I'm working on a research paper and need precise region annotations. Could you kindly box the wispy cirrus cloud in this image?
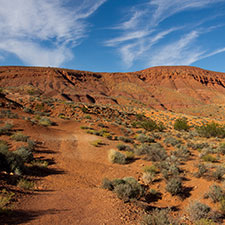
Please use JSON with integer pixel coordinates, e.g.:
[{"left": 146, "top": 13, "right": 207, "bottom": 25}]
[
  {"left": 105, "top": 0, "right": 225, "bottom": 69},
  {"left": 0, "top": 0, "right": 106, "bottom": 67}
]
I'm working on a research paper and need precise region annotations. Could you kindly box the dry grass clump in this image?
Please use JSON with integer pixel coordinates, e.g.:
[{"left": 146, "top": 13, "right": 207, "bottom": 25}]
[{"left": 108, "top": 149, "right": 126, "bottom": 164}]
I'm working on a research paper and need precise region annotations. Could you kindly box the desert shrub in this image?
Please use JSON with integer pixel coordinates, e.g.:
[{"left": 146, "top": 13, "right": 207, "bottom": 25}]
[
  {"left": 212, "top": 166, "right": 225, "bottom": 180},
  {"left": 0, "top": 110, "right": 19, "bottom": 119},
  {"left": 195, "top": 218, "right": 216, "bottom": 225},
  {"left": 165, "top": 177, "right": 182, "bottom": 195},
  {"left": 108, "top": 149, "right": 126, "bottom": 164},
  {"left": 39, "top": 117, "right": 53, "bottom": 126},
  {"left": 134, "top": 143, "right": 150, "bottom": 156},
  {"left": 0, "top": 123, "right": 13, "bottom": 135},
  {"left": 142, "top": 172, "right": 155, "bottom": 185},
  {"left": 187, "top": 201, "right": 211, "bottom": 222},
  {"left": 172, "top": 145, "right": 191, "bottom": 161},
  {"left": 141, "top": 209, "right": 177, "bottom": 225},
  {"left": 11, "top": 132, "right": 29, "bottom": 142},
  {"left": 17, "top": 178, "right": 34, "bottom": 190},
  {"left": 217, "top": 143, "right": 225, "bottom": 155},
  {"left": 23, "top": 107, "right": 34, "bottom": 114},
  {"left": 204, "top": 185, "right": 224, "bottom": 203},
  {"left": 145, "top": 143, "right": 168, "bottom": 162},
  {"left": 113, "top": 177, "right": 144, "bottom": 202},
  {"left": 118, "top": 136, "right": 134, "bottom": 143},
  {"left": 0, "top": 189, "right": 15, "bottom": 210},
  {"left": 174, "top": 118, "right": 190, "bottom": 131},
  {"left": 125, "top": 151, "right": 135, "bottom": 160},
  {"left": 27, "top": 139, "right": 36, "bottom": 151},
  {"left": 14, "top": 146, "right": 33, "bottom": 163},
  {"left": 102, "top": 177, "right": 144, "bottom": 202},
  {"left": 102, "top": 178, "right": 113, "bottom": 190},
  {"left": 163, "top": 136, "right": 182, "bottom": 147},
  {"left": 196, "top": 122, "right": 225, "bottom": 138},
  {"left": 116, "top": 143, "right": 133, "bottom": 152},
  {"left": 30, "top": 159, "right": 48, "bottom": 168},
  {"left": 194, "top": 164, "right": 208, "bottom": 178},
  {"left": 80, "top": 126, "right": 93, "bottom": 130},
  {"left": 140, "top": 119, "right": 165, "bottom": 132},
  {"left": 142, "top": 165, "right": 157, "bottom": 174},
  {"left": 219, "top": 198, "right": 225, "bottom": 214},
  {"left": 136, "top": 134, "right": 155, "bottom": 143},
  {"left": 187, "top": 142, "right": 209, "bottom": 150},
  {"left": 201, "top": 154, "right": 217, "bottom": 163}
]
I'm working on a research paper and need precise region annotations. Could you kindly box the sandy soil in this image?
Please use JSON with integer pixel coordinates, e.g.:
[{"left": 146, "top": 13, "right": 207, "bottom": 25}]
[{"left": 6, "top": 120, "right": 141, "bottom": 225}]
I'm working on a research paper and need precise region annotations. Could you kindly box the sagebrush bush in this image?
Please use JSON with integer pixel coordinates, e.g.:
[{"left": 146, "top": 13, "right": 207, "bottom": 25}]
[
  {"left": 0, "top": 123, "right": 13, "bottom": 135},
  {"left": 187, "top": 201, "right": 211, "bottom": 222},
  {"left": 118, "top": 136, "right": 134, "bottom": 143},
  {"left": 174, "top": 118, "right": 190, "bottom": 131},
  {"left": 194, "top": 163, "right": 208, "bottom": 178},
  {"left": 204, "top": 185, "right": 224, "bottom": 203},
  {"left": 116, "top": 143, "right": 133, "bottom": 152},
  {"left": 145, "top": 143, "right": 168, "bottom": 162},
  {"left": 108, "top": 149, "right": 126, "bottom": 164},
  {"left": 172, "top": 145, "right": 191, "bottom": 161},
  {"left": 14, "top": 146, "right": 33, "bottom": 163},
  {"left": 102, "top": 177, "right": 144, "bottom": 202},
  {"left": 136, "top": 134, "right": 155, "bottom": 143},
  {"left": 141, "top": 209, "right": 177, "bottom": 225},
  {"left": 163, "top": 136, "right": 182, "bottom": 147},
  {"left": 217, "top": 143, "right": 225, "bottom": 155},
  {"left": 212, "top": 166, "right": 225, "bottom": 180},
  {"left": 11, "top": 132, "right": 29, "bottom": 142},
  {"left": 165, "top": 177, "right": 182, "bottom": 195}
]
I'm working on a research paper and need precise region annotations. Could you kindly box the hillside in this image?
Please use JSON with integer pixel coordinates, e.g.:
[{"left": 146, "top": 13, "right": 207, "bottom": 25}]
[{"left": 1, "top": 66, "right": 225, "bottom": 119}]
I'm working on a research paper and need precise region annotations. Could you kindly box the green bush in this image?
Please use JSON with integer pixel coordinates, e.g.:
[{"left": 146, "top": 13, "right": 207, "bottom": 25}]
[
  {"left": 196, "top": 122, "right": 225, "bottom": 138},
  {"left": 108, "top": 149, "right": 126, "bottom": 164},
  {"left": 201, "top": 154, "right": 216, "bottom": 163},
  {"left": 165, "top": 177, "right": 182, "bottom": 195},
  {"left": 140, "top": 119, "right": 165, "bottom": 132},
  {"left": 174, "top": 118, "right": 190, "bottom": 131}
]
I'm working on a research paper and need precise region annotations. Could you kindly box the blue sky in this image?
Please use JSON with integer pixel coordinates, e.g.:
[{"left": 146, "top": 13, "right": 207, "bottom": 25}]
[{"left": 0, "top": 0, "right": 225, "bottom": 72}]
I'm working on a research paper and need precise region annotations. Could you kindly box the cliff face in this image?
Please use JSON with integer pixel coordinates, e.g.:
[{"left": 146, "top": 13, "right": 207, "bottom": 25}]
[{"left": 1, "top": 65, "right": 225, "bottom": 111}]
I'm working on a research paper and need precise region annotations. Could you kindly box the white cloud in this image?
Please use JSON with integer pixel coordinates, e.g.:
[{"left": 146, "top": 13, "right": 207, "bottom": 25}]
[
  {"left": 0, "top": 0, "right": 106, "bottom": 67},
  {"left": 148, "top": 31, "right": 204, "bottom": 66},
  {"left": 105, "top": 0, "right": 224, "bottom": 69}
]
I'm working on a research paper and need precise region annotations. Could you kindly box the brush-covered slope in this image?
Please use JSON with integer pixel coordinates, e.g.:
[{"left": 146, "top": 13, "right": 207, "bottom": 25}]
[{"left": 1, "top": 65, "right": 225, "bottom": 112}]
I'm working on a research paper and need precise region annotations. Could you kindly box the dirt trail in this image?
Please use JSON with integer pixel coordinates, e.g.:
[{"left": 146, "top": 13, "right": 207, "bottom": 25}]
[{"left": 11, "top": 121, "right": 139, "bottom": 225}]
